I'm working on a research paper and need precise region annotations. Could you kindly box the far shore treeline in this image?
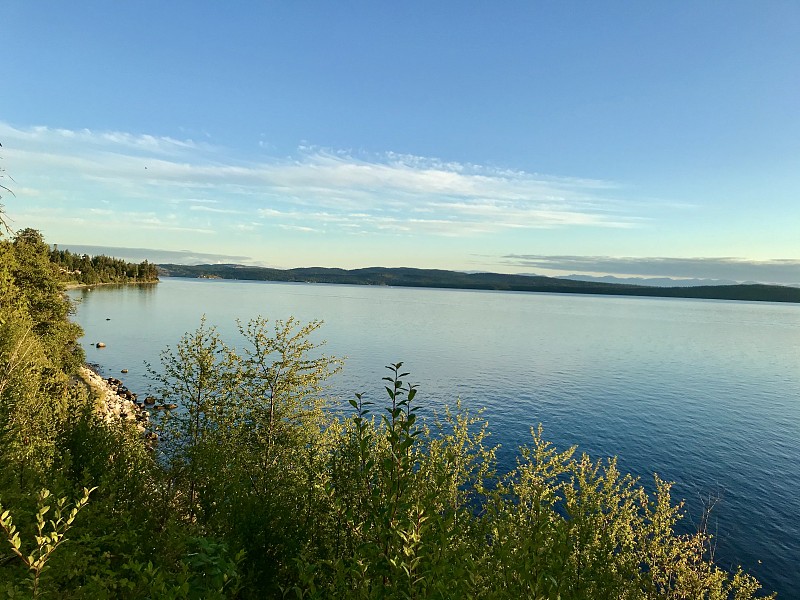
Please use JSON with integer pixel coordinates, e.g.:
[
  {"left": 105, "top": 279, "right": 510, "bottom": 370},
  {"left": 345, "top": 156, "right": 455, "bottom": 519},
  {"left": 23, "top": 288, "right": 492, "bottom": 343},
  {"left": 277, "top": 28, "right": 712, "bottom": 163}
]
[
  {"left": 0, "top": 223, "right": 776, "bottom": 597},
  {"left": 159, "top": 262, "right": 800, "bottom": 303},
  {"left": 49, "top": 239, "right": 159, "bottom": 286}
]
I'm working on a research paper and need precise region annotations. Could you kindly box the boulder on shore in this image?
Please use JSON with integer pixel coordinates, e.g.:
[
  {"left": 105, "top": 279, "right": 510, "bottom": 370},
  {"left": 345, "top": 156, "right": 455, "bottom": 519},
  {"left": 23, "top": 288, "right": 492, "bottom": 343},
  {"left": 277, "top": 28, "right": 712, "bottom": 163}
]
[{"left": 77, "top": 366, "right": 153, "bottom": 442}]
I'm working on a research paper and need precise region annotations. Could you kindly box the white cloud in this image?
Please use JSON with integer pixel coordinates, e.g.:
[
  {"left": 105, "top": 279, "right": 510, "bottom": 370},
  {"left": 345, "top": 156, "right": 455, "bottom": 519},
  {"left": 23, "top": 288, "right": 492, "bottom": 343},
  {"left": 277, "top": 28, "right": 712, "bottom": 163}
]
[
  {"left": 1, "top": 121, "right": 642, "bottom": 242},
  {"left": 189, "top": 205, "right": 243, "bottom": 214},
  {"left": 278, "top": 224, "right": 319, "bottom": 233},
  {"left": 502, "top": 255, "right": 800, "bottom": 286},
  {"left": 8, "top": 123, "right": 203, "bottom": 155}
]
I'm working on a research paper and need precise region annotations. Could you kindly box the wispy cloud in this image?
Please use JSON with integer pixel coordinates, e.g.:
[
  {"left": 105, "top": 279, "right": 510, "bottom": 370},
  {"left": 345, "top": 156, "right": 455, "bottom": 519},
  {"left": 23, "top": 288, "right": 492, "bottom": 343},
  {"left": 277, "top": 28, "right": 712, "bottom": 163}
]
[
  {"left": 502, "top": 255, "right": 800, "bottom": 286},
  {"left": 21, "top": 125, "right": 205, "bottom": 155},
  {"left": 189, "top": 205, "right": 243, "bottom": 214},
  {"left": 278, "top": 224, "right": 319, "bottom": 233},
  {"left": 56, "top": 244, "right": 258, "bottom": 266},
  {"left": 0, "top": 122, "right": 641, "bottom": 241}
]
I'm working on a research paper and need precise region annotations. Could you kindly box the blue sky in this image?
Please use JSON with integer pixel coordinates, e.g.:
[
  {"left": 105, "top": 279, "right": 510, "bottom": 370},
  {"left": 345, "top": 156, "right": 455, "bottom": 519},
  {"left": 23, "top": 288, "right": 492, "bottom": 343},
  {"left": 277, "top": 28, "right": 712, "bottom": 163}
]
[{"left": 2, "top": 2, "right": 799, "bottom": 283}]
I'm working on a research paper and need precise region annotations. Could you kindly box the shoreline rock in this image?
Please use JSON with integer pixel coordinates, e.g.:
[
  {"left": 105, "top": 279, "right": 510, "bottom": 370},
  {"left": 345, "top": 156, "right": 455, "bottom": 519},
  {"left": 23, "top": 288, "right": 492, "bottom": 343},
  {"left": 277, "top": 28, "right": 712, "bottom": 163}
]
[{"left": 77, "top": 366, "right": 152, "bottom": 437}]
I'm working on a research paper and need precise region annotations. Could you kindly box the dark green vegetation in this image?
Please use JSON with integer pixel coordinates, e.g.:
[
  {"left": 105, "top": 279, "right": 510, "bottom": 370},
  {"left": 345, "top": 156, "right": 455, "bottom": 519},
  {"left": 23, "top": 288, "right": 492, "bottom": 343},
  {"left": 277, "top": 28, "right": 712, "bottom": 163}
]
[
  {"left": 159, "top": 263, "right": 800, "bottom": 304},
  {"left": 0, "top": 226, "right": 775, "bottom": 598},
  {"left": 50, "top": 243, "right": 158, "bottom": 286}
]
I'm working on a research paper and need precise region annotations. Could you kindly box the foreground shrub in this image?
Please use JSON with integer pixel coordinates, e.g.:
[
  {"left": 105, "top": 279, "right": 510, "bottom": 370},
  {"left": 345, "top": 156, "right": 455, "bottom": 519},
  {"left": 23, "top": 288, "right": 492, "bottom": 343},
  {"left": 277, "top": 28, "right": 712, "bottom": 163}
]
[{"left": 288, "top": 364, "right": 772, "bottom": 599}]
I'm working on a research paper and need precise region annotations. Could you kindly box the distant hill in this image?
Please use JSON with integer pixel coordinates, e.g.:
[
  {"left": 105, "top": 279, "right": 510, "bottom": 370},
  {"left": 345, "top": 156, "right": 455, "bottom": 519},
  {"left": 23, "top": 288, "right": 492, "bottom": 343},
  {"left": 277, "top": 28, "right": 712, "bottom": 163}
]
[
  {"left": 560, "top": 274, "right": 743, "bottom": 287},
  {"left": 157, "top": 263, "right": 800, "bottom": 303}
]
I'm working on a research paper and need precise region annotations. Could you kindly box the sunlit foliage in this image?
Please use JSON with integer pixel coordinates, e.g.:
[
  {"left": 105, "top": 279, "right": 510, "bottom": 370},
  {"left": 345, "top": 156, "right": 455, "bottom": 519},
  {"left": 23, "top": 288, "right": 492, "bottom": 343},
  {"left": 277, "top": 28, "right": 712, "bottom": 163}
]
[{"left": 50, "top": 246, "right": 159, "bottom": 285}]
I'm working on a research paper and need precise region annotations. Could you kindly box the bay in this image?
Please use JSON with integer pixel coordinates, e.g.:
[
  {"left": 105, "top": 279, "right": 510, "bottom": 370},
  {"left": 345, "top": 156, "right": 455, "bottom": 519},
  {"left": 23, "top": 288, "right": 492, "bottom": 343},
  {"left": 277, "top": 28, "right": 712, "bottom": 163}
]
[{"left": 69, "top": 277, "right": 800, "bottom": 597}]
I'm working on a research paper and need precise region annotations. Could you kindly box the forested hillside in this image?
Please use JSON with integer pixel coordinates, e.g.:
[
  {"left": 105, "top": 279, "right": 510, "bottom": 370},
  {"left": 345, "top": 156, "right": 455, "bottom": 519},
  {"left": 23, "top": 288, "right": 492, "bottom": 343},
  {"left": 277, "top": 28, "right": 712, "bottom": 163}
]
[
  {"left": 0, "top": 223, "right": 774, "bottom": 597},
  {"left": 49, "top": 241, "right": 159, "bottom": 285},
  {"left": 159, "top": 263, "right": 800, "bottom": 303}
]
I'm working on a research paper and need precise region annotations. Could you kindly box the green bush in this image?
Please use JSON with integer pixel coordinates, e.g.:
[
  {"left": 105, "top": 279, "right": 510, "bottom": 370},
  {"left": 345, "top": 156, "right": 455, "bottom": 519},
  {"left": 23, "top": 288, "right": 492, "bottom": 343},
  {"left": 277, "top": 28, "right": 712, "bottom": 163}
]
[{"left": 289, "top": 367, "right": 773, "bottom": 599}]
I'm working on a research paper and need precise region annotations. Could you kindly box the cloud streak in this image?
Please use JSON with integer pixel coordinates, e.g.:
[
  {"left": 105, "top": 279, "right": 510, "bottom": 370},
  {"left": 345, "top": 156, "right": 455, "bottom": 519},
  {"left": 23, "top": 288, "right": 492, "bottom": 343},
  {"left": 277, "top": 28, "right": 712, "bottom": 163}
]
[
  {"left": 0, "top": 122, "right": 640, "bottom": 240},
  {"left": 503, "top": 255, "right": 800, "bottom": 286},
  {"left": 57, "top": 244, "right": 257, "bottom": 266}
]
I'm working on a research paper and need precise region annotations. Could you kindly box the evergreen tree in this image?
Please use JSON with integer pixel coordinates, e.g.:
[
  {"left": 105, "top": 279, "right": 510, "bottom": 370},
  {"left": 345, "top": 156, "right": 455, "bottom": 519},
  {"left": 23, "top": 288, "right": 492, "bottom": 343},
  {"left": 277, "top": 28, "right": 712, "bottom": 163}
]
[{"left": 48, "top": 247, "right": 160, "bottom": 285}]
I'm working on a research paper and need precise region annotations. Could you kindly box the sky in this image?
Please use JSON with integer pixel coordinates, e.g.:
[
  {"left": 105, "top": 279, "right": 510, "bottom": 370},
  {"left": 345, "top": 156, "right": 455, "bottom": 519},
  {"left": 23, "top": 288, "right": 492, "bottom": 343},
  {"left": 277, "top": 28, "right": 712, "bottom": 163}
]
[{"left": 2, "top": 2, "right": 799, "bottom": 284}]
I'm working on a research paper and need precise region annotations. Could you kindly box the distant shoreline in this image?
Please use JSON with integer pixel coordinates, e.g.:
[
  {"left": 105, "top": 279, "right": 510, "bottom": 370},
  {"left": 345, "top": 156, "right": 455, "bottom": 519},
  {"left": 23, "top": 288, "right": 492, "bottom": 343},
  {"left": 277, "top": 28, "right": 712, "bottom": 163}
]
[
  {"left": 64, "top": 280, "right": 159, "bottom": 290},
  {"left": 156, "top": 264, "right": 800, "bottom": 304}
]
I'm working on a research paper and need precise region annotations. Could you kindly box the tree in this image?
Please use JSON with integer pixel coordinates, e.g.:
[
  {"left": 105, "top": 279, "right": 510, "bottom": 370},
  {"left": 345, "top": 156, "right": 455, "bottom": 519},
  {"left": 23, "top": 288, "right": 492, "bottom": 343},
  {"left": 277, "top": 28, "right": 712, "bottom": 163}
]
[
  {"left": 48, "top": 248, "right": 160, "bottom": 285},
  {"left": 0, "top": 140, "right": 14, "bottom": 236},
  {"left": 148, "top": 316, "right": 342, "bottom": 594},
  {"left": 9, "top": 229, "right": 83, "bottom": 373},
  {"left": 148, "top": 317, "right": 240, "bottom": 522},
  {"left": 235, "top": 316, "right": 342, "bottom": 469},
  {"left": 0, "top": 230, "right": 79, "bottom": 487}
]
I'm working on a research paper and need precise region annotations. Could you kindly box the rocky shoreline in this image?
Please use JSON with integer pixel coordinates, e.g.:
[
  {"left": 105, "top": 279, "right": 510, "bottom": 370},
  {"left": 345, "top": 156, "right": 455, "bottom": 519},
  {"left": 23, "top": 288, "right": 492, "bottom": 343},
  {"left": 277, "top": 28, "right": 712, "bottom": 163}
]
[{"left": 78, "top": 366, "right": 159, "bottom": 443}]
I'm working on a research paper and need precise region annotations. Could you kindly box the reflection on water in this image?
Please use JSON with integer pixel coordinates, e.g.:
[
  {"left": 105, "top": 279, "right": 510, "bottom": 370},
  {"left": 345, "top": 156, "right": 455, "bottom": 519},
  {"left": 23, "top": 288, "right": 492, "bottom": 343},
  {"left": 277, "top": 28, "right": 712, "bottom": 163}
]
[{"left": 69, "top": 278, "right": 800, "bottom": 598}]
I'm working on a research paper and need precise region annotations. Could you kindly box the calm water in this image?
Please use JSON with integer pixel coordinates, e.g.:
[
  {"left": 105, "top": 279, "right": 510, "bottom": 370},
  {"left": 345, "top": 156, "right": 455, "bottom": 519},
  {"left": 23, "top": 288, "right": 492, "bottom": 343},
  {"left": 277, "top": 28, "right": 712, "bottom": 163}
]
[{"left": 69, "top": 278, "right": 800, "bottom": 597}]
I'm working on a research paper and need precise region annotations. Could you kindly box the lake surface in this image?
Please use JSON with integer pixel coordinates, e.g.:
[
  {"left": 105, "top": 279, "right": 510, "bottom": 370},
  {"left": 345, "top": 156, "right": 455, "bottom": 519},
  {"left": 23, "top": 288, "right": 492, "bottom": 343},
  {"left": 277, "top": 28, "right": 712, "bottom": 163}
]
[{"left": 69, "top": 278, "right": 800, "bottom": 597}]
